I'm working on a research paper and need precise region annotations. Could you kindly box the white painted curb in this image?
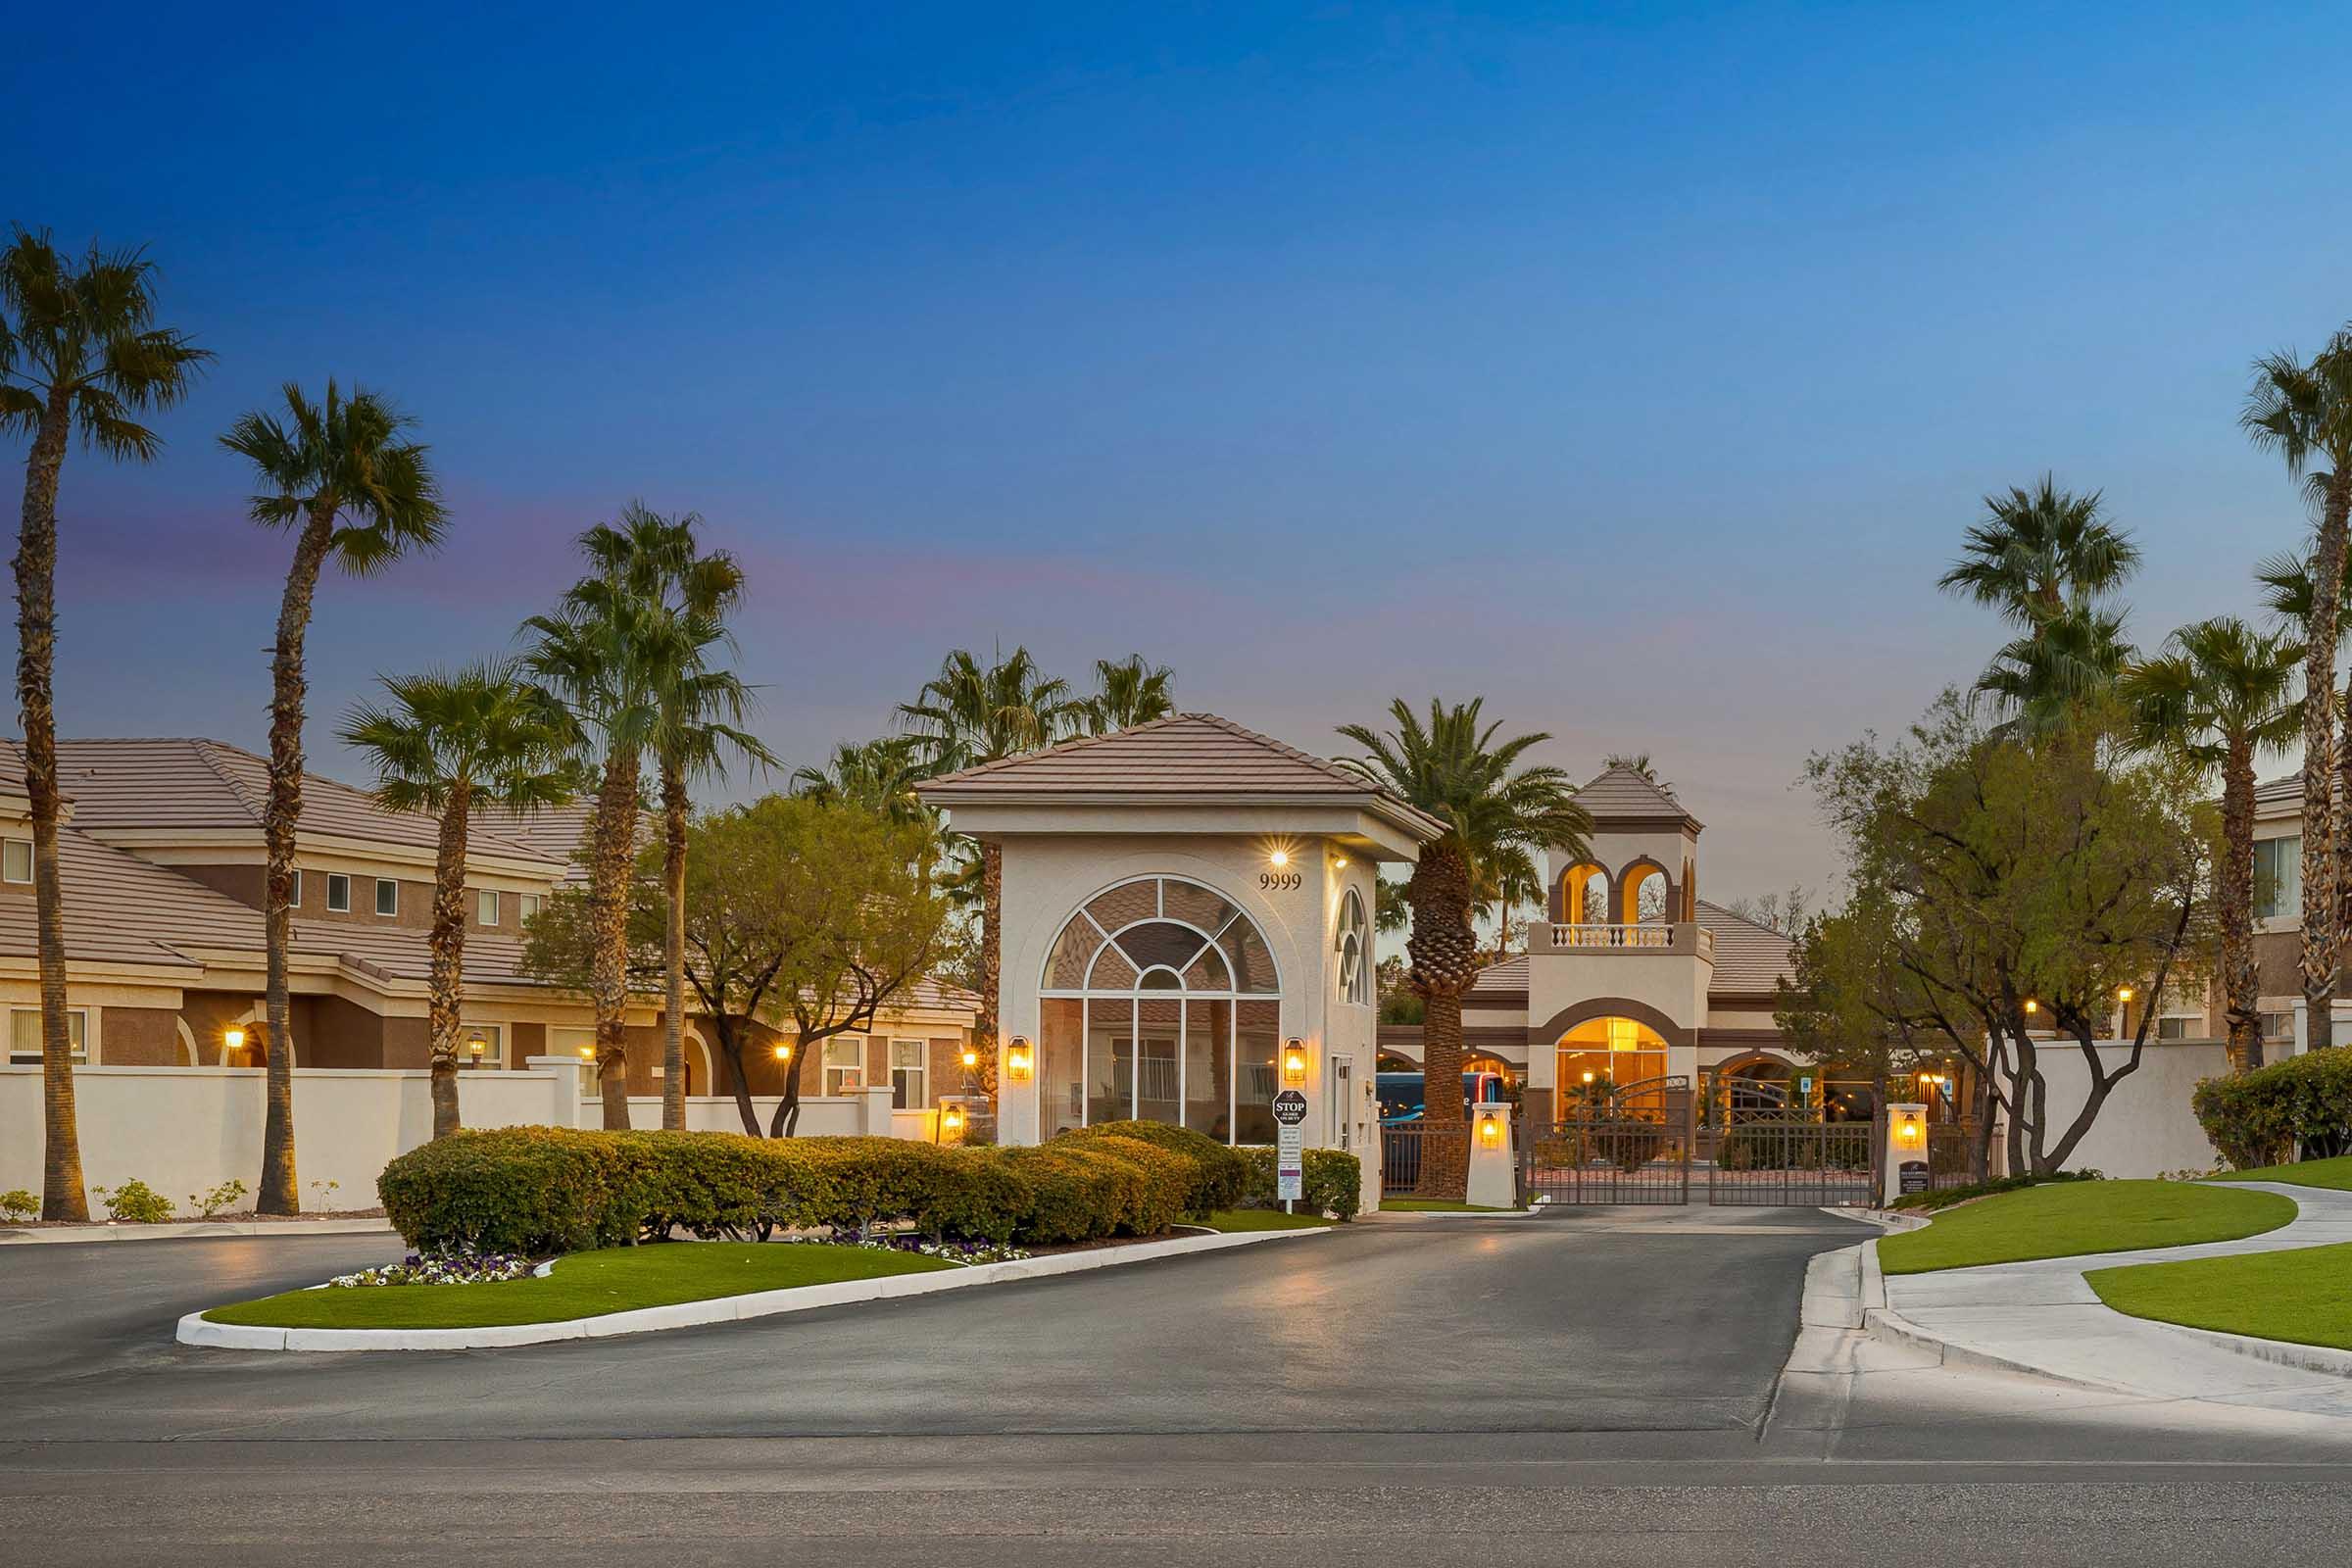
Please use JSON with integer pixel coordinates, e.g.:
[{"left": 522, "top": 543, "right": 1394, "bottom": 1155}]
[
  {"left": 2, "top": 1218, "right": 394, "bottom": 1247},
  {"left": 178, "top": 1224, "right": 1332, "bottom": 1352},
  {"left": 1366, "top": 1206, "right": 1540, "bottom": 1220}
]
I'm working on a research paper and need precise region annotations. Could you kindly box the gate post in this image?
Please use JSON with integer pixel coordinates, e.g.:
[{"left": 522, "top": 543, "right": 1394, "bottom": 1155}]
[
  {"left": 1467, "top": 1102, "right": 1517, "bottom": 1208},
  {"left": 1883, "top": 1102, "right": 1928, "bottom": 1206}
]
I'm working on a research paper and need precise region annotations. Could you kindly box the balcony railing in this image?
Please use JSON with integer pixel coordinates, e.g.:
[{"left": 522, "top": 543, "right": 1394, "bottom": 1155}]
[{"left": 1532, "top": 921, "right": 1714, "bottom": 960}]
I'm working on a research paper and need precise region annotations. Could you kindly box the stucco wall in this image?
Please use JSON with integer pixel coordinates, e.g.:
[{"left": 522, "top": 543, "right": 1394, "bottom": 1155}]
[{"left": 2018, "top": 1041, "right": 2228, "bottom": 1178}]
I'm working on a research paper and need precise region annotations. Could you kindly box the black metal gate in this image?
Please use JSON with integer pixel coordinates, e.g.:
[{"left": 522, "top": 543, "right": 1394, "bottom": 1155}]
[
  {"left": 1702, "top": 1118, "right": 1876, "bottom": 1206},
  {"left": 1522, "top": 1075, "right": 1693, "bottom": 1204},
  {"left": 1380, "top": 1121, "right": 1466, "bottom": 1197}
]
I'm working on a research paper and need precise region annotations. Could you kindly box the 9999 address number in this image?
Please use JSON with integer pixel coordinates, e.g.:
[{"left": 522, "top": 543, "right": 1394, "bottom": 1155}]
[{"left": 1259, "top": 871, "right": 1302, "bottom": 891}]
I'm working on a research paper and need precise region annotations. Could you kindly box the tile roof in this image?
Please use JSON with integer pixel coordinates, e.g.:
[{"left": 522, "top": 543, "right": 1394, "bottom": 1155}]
[
  {"left": 472, "top": 800, "right": 600, "bottom": 885},
  {"left": 1694, "top": 900, "right": 1796, "bottom": 993},
  {"left": 918, "top": 712, "right": 1446, "bottom": 836},
  {"left": 2255, "top": 773, "right": 2301, "bottom": 810},
  {"left": 29, "top": 738, "right": 555, "bottom": 864},
  {"left": 1573, "top": 765, "right": 1702, "bottom": 829}
]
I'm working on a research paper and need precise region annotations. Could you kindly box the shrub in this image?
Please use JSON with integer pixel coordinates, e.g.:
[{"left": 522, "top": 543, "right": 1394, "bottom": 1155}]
[
  {"left": 92, "top": 1179, "right": 174, "bottom": 1224},
  {"left": 0, "top": 1189, "right": 36, "bottom": 1223},
  {"left": 1240, "top": 1146, "right": 1362, "bottom": 1219},
  {"left": 1081, "top": 1119, "right": 1250, "bottom": 1214},
  {"left": 188, "top": 1179, "right": 248, "bottom": 1219},
  {"left": 377, "top": 1125, "right": 1255, "bottom": 1256},
  {"left": 1887, "top": 1170, "right": 2098, "bottom": 1212},
  {"left": 2192, "top": 1050, "right": 2352, "bottom": 1170}
]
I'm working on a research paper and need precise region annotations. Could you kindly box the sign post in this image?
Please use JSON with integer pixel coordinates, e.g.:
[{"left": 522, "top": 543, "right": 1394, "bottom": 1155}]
[{"left": 1271, "top": 1088, "right": 1308, "bottom": 1210}]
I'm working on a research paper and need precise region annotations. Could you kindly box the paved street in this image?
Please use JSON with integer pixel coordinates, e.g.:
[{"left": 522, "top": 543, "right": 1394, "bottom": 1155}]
[{"left": 4, "top": 1208, "right": 2352, "bottom": 1565}]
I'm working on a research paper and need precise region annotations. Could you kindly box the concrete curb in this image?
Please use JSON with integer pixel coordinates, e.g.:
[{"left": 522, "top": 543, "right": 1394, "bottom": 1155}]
[
  {"left": 1, "top": 1218, "right": 395, "bottom": 1247},
  {"left": 2125, "top": 1316, "right": 2352, "bottom": 1380},
  {"left": 1858, "top": 1299, "right": 2133, "bottom": 1392},
  {"left": 178, "top": 1224, "right": 1331, "bottom": 1352},
  {"left": 1364, "top": 1206, "right": 1540, "bottom": 1220}
]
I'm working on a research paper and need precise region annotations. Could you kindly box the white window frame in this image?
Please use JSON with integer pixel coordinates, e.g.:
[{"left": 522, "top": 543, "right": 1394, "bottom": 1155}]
[
  {"left": 476, "top": 888, "right": 501, "bottom": 926},
  {"left": 2254, "top": 834, "right": 2302, "bottom": 923},
  {"left": 822, "top": 1036, "right": 865, "bottom": 1095},
  {"left": 1336, "top": 888, "right": 1369, "bottom": 1006},
  {"left": 325, "top": 872, "right": 350, "bottom": 912},
  {"left": 551, "top": 1026, "right": 596, "bottom": 1060},
  {"left": 889, "top": 1038, "right": 927, "bottom": 1109},
  {"left": 9, "top": 1006, "right": 87, "bottom": 1065},
  {"left": 375, "top": 877, "right": 399, "bottom": 917},
  {"left": 519, "top": 893, "right": 542, "bottom": 923},
  {"left": 458, "top": 1021, "right": 506, "bottom": 1069},
  {"left": 3, "top": 837, "right": 32, "bottom": 884}
]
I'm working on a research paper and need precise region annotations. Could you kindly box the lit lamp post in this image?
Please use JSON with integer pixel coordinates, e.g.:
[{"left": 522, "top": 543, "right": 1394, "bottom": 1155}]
[
  {"left": 223, "top": 1025, "right": 247, "bottom": 1064},
  {"left": 939, "top": 1102, "right": 966, "bottom": 1145},
  {"left": 466, "top": 1031, "right": 487, "bottom": 1068}
]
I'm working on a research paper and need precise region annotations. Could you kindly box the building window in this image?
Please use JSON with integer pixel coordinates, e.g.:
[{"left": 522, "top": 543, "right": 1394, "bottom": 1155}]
[
  {"left": 3, "top": 838, "right": 31, "bottom": 884},
  {"left": 552, "top": 1026, "right": 596, "bottom": 1059},
  {"left": 326, "top": 872, "right": 350, "bottom": 912},
  {"left": 1557, "top": 1015, "right": 1669, "bottom": 1110},
  {"left": 288, "top": 868, "right": 304, "bottom": 907},
  {"left": 459, "top": 1022, "right": 505, "bottom": 1068},
  {"left": 1037, "top": 875, "right": 1285, "bottom": 1145},
  {"left": 2261, "top": 1011, "right": 2294, "bottom": 1042},
  {"left": 476, "top": 889, "right": 500, "bottom": 926},
  {"left": 890, "top": 1039, "right": 927, "bottom": 1108},
  {"left": 1337, "top": 889, "right": 1369, "bottom": 1006},
  {"left": 519, "top": 893, "right": 542, "bottom": 923},
  {"left": 9, "top": 1007, "right": 86, "bottom": 1065},
  {"left": 823, "top": 1036, "right": 865, "bottom": 1095},
  {"left": 2254, "top": 835, "right": 2302, "bottom": 921},
  {"left": 375, "top": 878, "right": 399, "bottom": 917}
]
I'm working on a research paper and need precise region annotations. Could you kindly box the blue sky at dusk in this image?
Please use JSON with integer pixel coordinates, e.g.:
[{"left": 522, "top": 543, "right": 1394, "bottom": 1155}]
[{"left": 8, "top": 3, "right": 2349, "bottom": 898}]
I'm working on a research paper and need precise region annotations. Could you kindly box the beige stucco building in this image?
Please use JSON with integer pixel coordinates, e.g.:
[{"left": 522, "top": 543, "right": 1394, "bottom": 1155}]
[{"left": 919, "top": 713, "right": 1441, "bottom": 1157}]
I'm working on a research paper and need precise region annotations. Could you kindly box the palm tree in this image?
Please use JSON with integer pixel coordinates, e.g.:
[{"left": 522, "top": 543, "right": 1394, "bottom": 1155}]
[
  {"left": 2257, "top": 548, "right": 2352, "bottom": 996},
  {"left": 1975, "top": 604, "right": 2136, "bottom": 735},
  {"left": 0, "top": 230, "right": 209, "bottom": 1222},
  {"left": 1084, "top": 654, "right": 1176, "bottom": 735},
  {"left": 790, "top": 736, "right": 929, "bottom": 825},
  {"left": 524, "top": 519, "right": 680, "bottom": 1129},
  {"left": 1938, "top": 476, "right": 2141, "bottom": 629},
  {"left": 2119, "top": 619, "right": 2300, "bottom": 1072},
  {"left": 2244, "top": 332, "right": 2352, "bottom": 1051},
  {"left": 340, "top": 662, "right": 577, "bottom": 1137},
  {"left": 647, "top": 616, "right": 771, "bottom": 1129},
  {"left": 220, "top": 383, "right": 445, "bottom": 1212},
  {"left": 900, "top": 648, "right": 1082, "bottom": 1092},
  {"left": 1336, "top": 699, "right": 1592, "bottom": 1198}
]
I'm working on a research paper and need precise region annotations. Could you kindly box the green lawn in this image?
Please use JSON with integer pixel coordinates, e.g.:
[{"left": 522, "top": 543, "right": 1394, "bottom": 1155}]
[
  {"left": 2089, "top": 1242, "right": 2352, "bottom": 1350},
  {"left": 2207, "top": 1153, "right": 2352, "bottom": 1192},
  {"left": 1379, "top": 1199, "right": 1520, "bottom": 1212},
  {"left": 1877, "top": 1179, "right": 2295, "bottom": 1275},
  {"left": 1195, "top": 1208, "right": 1336, "bottom": 1232},
  {"left": 204, "top": 1244, "right": 955, "bottom": 1330}
]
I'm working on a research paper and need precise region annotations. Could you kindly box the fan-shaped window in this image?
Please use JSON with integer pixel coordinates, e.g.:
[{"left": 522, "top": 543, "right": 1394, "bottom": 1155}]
[
  {"left": 1336, "top": 889, "right": 1369, "bottom": 1006},
  {"left": 1037, "top": 876, "right": 1284, "bottom": 1145}
]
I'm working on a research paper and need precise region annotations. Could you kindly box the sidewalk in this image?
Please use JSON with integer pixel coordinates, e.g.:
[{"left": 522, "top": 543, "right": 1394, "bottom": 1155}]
[{"left": 1857, "top": 1181, "right": 2352, "bottom": 1414}]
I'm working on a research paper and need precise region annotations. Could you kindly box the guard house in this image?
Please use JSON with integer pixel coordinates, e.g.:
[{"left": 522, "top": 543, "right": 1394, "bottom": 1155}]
[{"left": 916, "top": 714, "right": 1440, "bottom": 1161}]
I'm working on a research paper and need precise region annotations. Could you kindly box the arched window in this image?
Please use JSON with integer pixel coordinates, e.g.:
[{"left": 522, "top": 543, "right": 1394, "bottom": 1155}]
[
  {"left": 1557, "top": 1016, "right": 1669, "bottom": 1111},
  {"left": 1037, "top": 877, "right": 1283, "bottom": 1145},
  {"left": 1336, "top": 888, "right": 1369, "bottom": 1006},
  {"left": 1624, "top": 862, "right": 1669, "bottom": 925},
  {"left": 1561, "top": 862, "right": 1609, "bottom": 924}
]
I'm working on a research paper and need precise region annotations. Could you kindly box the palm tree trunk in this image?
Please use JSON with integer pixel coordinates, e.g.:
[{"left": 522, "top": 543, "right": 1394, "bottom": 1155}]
[
  {"left": 257, "top": 506, "right": 336, "bottom": 1214},
  {"left": 427, "top": 783, "right": 470, "bottom": 1139},
  {"left": 661, "top": 758, "right": 687, "bottom": 1131},
  {"left": 13, "top": 390, "right": 86, "bottom": 1222},
  {"left": 979, "top": 839, "right": 1003, "bottom": 1101},
  {"left": 1405, "top": 843, "right": 1477, "bottom": 1200},
  {"left": 2301, "top": 467, "right": 2352, "bottom": 1052},
  {"left": 589, "top": 748, "right": 640, "bottom": 1128},
  {"left": 2221, "top": 742, "right": 2264, "bottom": 1074}
]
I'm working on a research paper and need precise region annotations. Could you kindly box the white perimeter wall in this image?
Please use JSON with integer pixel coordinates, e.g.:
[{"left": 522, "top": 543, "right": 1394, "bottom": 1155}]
[
  {"left": 0, "top": 1061, "right": 906, "bottom": 1213},
  {"left": 2018, "top": 1041, "right": 2228, "bottom": 1178}
]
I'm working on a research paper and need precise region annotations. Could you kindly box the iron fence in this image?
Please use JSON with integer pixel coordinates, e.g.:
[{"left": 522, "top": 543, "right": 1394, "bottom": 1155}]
[
  {"left": 1380, "top": 1122, "right": 1467, "bottom": 1197},
  {"left": 1704, "top": 1118, "right": 1876, "bottom": 1206}
]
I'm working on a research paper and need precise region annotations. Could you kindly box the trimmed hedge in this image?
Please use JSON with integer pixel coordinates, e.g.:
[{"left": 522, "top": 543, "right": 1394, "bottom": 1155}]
[
  {"left": 1074, "top": 1120, "right": 1252, "bottom": 1214},
  {"left": 1240, "top": 1146, "right": 1363, "bottom": 1220},
  {"left": 379, "top": 1125, "right": 1239, "bottom": 1257},
  {"left": 2193, "top": 1050, "right": 2352, "bottom": 1170}
]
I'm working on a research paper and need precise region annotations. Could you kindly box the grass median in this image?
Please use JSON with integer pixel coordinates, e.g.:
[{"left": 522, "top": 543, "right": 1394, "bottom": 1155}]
[
  {"left": 1877, "top": 1179, "right": 2295, "bottom": 1274},
  {"left": 1195, "top": 1208, "right": 1336, "bottom": 1231},
  {"left": 2089, "top": 1241, "right": 2352, "bottom": 1350},
  {"left": 203, "top": 1243, "right": 956, "bottom": 1331}
]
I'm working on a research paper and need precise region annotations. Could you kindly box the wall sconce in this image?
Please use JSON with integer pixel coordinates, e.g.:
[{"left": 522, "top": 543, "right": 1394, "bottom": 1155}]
[
  {"left": 1895, "top": 1110, "right": 1924, "bottom": 1148},
  {"left": 1269, "top": 850, "right": 1290, "bottom": 868},
  {"left": 941, "top": 1103, "right": 966, "bottom": 1141},
  {"left": 223, "top": 1025, "right": 247, "bottom": 1057},
  {"left": 578, "top": 1043, "right": 596, "bottom": 1060},
  {"left": 1282, "top": 1038, "right": 1308, "bottom": 1085},
  {"left": 1477, "top": 1108, "right": 1503, "bottom": 1145},
  {"left": 1004, "top": 1036, "right": 1034, "bottom": 1081}
]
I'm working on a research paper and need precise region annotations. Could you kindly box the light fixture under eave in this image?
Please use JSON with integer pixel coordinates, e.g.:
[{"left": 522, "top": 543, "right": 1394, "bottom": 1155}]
[{"left": 1269, "top": 850, "right": 1290, "bottom": 868}]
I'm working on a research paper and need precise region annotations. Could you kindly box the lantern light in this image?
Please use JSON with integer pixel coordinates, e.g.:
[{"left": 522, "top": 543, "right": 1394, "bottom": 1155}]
[
  {"left": 223, "top": 1025, "right": 247, "bottom": 1054},
  {"left": 466, "top": 1031, "right": 487, "bottom": 1059},
  {"left": 1478, "top": 1111, "right": 1502, "bottom": 1144},
  {"left": 961, "top": 1046, "right": 979, "bottom": 1069},
  {"left": 941, "top": 1103, "right": 966, "bottom": 1138},
  {"left": 772, "top": 1042, "right": 792, "bottom": 1062},
  {"left": 2117, "top": 986, "right": 2134, "bottom": 1004},
  {"left": 2022, "top": 999, "right": 2038, "bottom": 1015},
  {"left": 578, "top": 1043, "right": 595, "bottom": 1059},
  {"left": 1005, "top": 1037, "right": 1034, "bottom": 1080},
  {"left": 1282, "top": 1038, "right": 1308, "bottom": 1085}
]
